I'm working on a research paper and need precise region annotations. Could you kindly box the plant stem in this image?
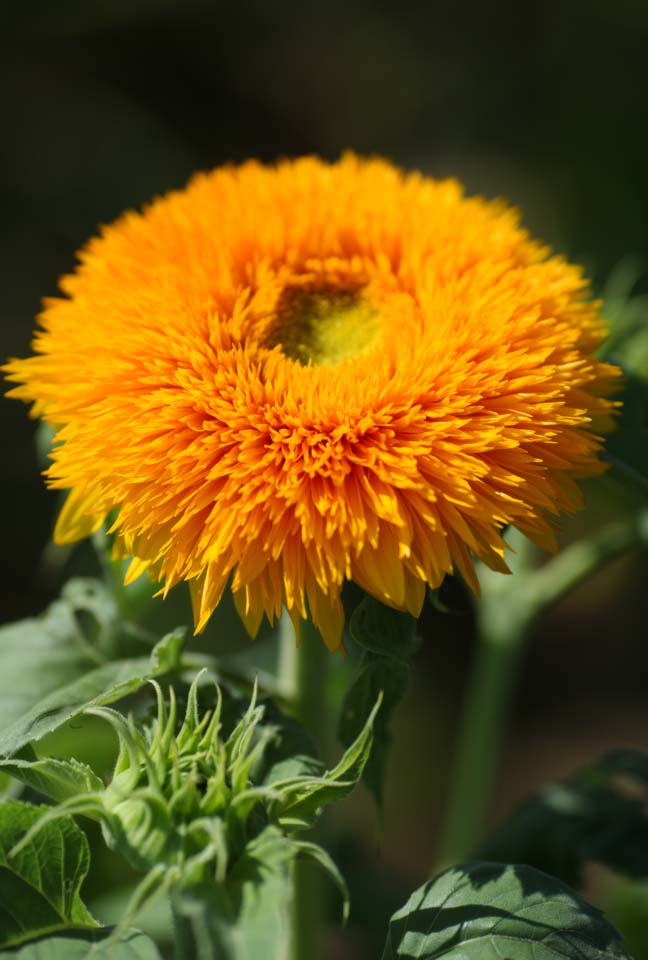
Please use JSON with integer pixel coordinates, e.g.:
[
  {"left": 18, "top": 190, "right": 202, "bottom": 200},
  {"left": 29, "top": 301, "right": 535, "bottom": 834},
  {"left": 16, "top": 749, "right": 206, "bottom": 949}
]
[
  {"left": 278, "top": 611, "right": 329, "bottom": 960},
  {"left": 436, "top": 615, "right": 524, "bottom": 866},
  {"left": 437, "top": 531, "right": 533, "bottom": 868},
  {"left": 437, "top": 514, "right": 648, "bottom": 869},
  {"left": 172, "top": 890, "right": 222, "bottom": 960}
]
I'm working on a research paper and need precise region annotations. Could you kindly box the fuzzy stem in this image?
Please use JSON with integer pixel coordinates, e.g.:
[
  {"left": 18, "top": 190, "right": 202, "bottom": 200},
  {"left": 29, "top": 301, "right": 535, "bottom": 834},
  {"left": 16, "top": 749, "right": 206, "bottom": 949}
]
[{"left": 278, "top": 611, "right": 328, "bottom": 960}]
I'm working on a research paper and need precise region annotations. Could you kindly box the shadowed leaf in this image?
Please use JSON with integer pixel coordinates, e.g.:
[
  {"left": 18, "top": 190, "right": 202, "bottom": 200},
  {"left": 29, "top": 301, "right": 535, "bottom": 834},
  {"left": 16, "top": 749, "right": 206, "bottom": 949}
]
[
  {"left": 0, "top": 801, "right": 96, "bottom": 948},
  {"left": 339, "top": 596, "right": 418, "bottom": 811},
  {"left": 480, "top": 748, "right": 648, "bottom": 887}
]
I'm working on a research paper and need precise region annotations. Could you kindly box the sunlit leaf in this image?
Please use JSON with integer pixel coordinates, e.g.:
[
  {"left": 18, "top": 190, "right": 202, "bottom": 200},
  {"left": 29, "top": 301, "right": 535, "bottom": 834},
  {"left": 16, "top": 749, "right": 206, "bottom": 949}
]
[
  {"left": 0, "top": 629, "right": 186, "bottom": 757},
  {"left": 273, "top": 696, "right": 381, "bottom": 830},
  {"left": 0, "top": 746, "right": 103, "bottom": 804},
  {"left": 0, "top": 929, "right": 162, "bottom": 959},
  {"left": 382, "top": 861, "right": 630, "bottom": 959}
]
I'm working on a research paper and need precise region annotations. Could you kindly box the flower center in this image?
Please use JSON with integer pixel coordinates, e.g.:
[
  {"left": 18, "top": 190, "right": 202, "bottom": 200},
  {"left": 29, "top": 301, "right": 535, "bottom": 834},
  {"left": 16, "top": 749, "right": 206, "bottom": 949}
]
[{"left": 268, "top": 287, "right": 380, "bottom": 365}]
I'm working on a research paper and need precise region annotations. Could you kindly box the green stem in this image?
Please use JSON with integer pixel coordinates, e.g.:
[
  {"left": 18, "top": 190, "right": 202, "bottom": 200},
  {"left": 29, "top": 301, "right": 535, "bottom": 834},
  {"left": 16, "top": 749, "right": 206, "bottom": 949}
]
[
  {"left": 278, "top": 611, "right": 328, "bottom": 960},
  {"left": 437, "top": 532, "right": 533, "bottom": 868},
  {"left": 438, "top": 514, "right": 648, "bottom": 869},
  {"left": 171, "top": 888, "right": 229, "bottom": 960},
  {"left": 172, "top": 896, "right": 199, "bottom": 959}
]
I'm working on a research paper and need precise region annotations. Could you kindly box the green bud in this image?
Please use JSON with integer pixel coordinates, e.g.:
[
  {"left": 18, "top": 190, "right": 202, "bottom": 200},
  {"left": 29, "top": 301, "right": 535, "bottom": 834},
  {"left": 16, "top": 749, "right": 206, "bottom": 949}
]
[{"left": 10, "top": 670, "right": 381, "bottom": 938}]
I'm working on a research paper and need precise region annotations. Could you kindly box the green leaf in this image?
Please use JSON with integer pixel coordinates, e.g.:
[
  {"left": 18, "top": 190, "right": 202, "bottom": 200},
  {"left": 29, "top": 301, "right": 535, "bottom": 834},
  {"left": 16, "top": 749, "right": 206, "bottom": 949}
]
[
  {"left": 273, "top": 695, "right": 381, "bottom": 830},
  {"left": 349, "top": 597, "right": 417, "bottom": 659},
  {"left": 174, "top": 826, "right": 346, "bottom": 960},
  {"left": 338, "top": 657, "right": 408, "bottom": 813},
  {"left": 480, "top": 748, "right": 648, "bottom": 887},
  {"left": 148, "top": 626, "right": 185, "bottom": 673},
  {"left": 0, "top": 586, "right": 102, "bottom": 734},
  {"left": 339, "top": 596, "right": 418, "bottom": 811},
  {"left": 0, "top": 800, "right": 96, "bottom": 948},
  {"left": 0, "top": 746, "right": 103, "bottom": 804},
  {"left": 0, "top": 578, "right": 165, "bottom": 737},
  {"left": 172, "top": 828, "right": 293, "bottom": 960},
  {"left": 599, "top": 261, "right": 646, "bottom": 361},
  {"left": 0, "top": 929, "right": 162, "bottom": 959},
  {"left": 605, "top": 371, "right": 648, "bottom": 489},
  {"left": 382, "top": 861, "right": 631, "bottom": 959},
  {"left": 256, "top": 700, "right": 324, "bottom": 786},
  {"left": 0, "top": 630, "right": 186, "bottom": 757}
]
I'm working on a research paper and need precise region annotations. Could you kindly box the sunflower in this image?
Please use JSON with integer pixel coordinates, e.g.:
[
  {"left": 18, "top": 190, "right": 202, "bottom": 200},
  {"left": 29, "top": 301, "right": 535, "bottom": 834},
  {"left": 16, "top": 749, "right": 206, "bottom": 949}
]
[{"left": 5, "top": 155, "right": 619, "bottom": 650}]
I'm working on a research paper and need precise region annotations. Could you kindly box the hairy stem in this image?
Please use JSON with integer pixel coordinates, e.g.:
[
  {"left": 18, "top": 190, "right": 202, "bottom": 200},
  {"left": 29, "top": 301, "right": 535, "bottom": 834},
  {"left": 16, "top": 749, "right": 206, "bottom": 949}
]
[{"left": 278, "top": 611, "right": 328, "bottom": 960}]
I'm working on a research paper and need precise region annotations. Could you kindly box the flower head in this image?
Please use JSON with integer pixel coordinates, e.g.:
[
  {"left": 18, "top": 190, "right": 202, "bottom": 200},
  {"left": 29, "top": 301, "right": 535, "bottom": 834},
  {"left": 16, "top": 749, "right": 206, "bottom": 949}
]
[{"left": 5, "top": 155, "right": 619, "bottom": 649}]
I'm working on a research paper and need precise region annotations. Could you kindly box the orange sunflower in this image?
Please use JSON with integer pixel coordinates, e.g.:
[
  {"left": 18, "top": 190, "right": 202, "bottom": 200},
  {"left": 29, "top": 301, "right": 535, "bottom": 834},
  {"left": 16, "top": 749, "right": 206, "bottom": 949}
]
[{"left": 5, "top": 155, "right": 619, "bottom": 650}]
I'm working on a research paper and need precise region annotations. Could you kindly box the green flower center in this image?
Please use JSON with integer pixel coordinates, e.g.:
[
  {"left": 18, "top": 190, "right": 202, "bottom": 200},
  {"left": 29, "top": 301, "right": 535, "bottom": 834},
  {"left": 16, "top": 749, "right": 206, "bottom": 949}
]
[{"left": 269, "top": 288, "right": 381, "bottom": 365}]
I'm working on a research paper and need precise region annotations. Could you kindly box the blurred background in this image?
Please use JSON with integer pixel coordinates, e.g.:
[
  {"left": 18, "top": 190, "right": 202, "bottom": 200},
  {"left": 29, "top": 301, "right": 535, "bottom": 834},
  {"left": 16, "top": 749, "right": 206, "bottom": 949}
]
[{"left": 2, "top": 1, "right": 648, "bottom": 956}]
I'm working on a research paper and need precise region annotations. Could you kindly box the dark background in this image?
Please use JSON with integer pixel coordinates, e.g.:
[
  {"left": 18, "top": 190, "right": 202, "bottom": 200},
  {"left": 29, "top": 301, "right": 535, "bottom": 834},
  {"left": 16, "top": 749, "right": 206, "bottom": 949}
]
[{"left": 2, "top": 2, "right": 648, "bottom": 956}]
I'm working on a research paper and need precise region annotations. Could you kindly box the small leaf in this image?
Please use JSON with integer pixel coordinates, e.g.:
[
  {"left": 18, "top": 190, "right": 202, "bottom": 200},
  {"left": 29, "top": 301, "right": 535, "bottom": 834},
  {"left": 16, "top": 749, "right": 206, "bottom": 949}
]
[
  {"left": 338, "top": 657, "right": 408, "bottom": 813},
  {"left": 0, "top": 631, "right": 186, "bottom": 757},
  {"left": 339, "top": 596, "right": 418, "bottom": 812},
  {"left": 148, "top": 627, "right": 186, "bottom": 674},
  {"left": 273, "top": 696, "right": 381, "bottom": 829},
  {"left": 382, "top": 861, "right": 631, "bottom": 959},
  {"left": 338, "top": 596, "right": 418, "bottom": 812},
  {"left": 605, "top": 368, "right": 648, "bottom": 493},
  {"left": 0, "top": 746, "right": 103, "bottom": 804},
  {"left": 0, "top": 800, "right": 97, "bottom": 948},
  {"left": 287, "top": 837, "right": 349, "bottom": 923},
  {"left": 0, "top": 929, "right": 162, "bottom": 959},
  {"left": 256, "top": 700, "right": 323, "bottom": 786},
  {"left": 350, "top": 597, "right": 417, "bottom": 659}
]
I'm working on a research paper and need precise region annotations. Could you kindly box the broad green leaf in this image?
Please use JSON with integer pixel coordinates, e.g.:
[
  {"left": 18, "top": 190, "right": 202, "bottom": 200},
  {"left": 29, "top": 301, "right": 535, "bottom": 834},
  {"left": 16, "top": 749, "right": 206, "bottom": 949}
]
[
  {"left": 0, "top": 578, "right": 164, "bottom": 736},
  {"left": 0, "top": 929, "right": 162, "bottom": 959},
  {"left": 0, "top": 800, "right": 96, "bottom": 948},
  {"left": 0, "top": 746, "right": 103, "bottom": 804},
  {"left": 0, "top": 629, "right": 186, "bottom": 757},
  {"left": 228, "top": 827, "right": 349, "bottom": 937},
  {"left": 480, "top": 748, "right": 648, "bottom": 887},
  {"left": 0, "top": 585, "right": 102, "bottom": 734},
  {"left": 382, "top": 861, "right": 631, "bottom": 959}
]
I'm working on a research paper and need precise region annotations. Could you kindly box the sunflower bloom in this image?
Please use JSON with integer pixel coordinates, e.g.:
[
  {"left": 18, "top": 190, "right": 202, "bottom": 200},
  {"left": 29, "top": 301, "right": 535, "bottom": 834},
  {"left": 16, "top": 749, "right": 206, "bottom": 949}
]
[{"left": 5, "top": 156, "right": 619, "bottom": 650}]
